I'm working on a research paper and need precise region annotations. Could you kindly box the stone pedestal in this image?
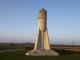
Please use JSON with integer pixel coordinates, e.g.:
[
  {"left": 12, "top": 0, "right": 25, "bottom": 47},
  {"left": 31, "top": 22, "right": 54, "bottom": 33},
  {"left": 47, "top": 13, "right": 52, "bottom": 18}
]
[{"left": 26, "top": 49, "right": 59, "bottom": 56}]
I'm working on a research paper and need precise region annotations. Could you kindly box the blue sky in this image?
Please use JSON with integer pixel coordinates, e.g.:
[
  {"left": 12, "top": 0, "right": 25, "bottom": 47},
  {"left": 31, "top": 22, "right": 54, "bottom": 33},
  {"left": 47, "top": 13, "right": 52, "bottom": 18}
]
[{"left": 0, "top": 0, "right": 80, "bottom": 44}]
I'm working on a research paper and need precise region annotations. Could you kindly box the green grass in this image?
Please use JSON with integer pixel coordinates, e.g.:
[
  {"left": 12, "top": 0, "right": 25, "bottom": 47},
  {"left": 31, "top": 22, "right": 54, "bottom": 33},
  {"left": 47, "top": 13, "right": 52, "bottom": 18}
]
[
  {"left": 0, "top": 50, "right": 80, "bottom": 60},
  {"left": 0, "top": 43, "right": 80, "bottom": 60}
]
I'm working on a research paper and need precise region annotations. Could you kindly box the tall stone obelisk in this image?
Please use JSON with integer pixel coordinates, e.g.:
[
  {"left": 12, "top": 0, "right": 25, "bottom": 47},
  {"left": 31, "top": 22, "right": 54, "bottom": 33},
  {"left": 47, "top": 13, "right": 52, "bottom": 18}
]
[{"left": 26, "top": 8, "right": 59, "bottom": 56}]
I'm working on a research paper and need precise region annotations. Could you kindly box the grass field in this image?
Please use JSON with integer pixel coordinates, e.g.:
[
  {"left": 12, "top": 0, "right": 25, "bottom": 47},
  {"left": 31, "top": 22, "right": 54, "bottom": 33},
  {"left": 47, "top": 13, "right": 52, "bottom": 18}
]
[
  {"left": 0, "top": 43, "right": 80, "bottom": 60},
  {"left": 0, "top": 49, "right": 80, "bottom": 60}
]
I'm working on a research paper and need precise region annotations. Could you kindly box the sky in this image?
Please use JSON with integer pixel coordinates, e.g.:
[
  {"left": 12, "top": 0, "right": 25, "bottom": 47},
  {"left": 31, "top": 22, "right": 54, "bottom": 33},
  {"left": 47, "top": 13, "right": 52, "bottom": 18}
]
[{"left": 0, "top": 0, "right": 80, "bottom": 45}]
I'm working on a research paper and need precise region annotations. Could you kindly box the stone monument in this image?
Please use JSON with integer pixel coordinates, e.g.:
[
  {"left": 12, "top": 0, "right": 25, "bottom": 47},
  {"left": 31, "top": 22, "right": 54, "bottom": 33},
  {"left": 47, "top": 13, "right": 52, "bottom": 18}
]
[{"left": 26, "top": 8, "right": 59, "bottom": 56}]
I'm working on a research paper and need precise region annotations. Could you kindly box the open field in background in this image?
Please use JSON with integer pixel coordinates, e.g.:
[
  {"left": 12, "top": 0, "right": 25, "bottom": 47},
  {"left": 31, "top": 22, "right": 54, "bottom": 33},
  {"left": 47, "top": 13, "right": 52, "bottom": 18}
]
[
  {"left": 0, "top": 43, "right": 80, "bottom": 60},
  {"left": 0, "top": 43, "right": 80, "bottom": 51}
]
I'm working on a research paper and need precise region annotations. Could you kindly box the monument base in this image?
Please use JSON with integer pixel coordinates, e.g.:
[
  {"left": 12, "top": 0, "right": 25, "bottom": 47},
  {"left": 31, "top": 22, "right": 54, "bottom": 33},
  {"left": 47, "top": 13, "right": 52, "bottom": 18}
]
[{"left": 25, "top": 49, "right": 59, "bottom": 56}]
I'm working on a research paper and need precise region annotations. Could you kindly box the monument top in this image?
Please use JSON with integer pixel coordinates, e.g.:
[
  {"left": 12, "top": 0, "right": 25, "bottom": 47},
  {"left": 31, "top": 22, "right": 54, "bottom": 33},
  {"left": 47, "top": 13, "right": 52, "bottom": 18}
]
[
  {"left": 39, "top": 8, "right": 47, "bottom": 12},
  {"left": 38, "top": 8, "right": 47, "bottom": 19}
]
